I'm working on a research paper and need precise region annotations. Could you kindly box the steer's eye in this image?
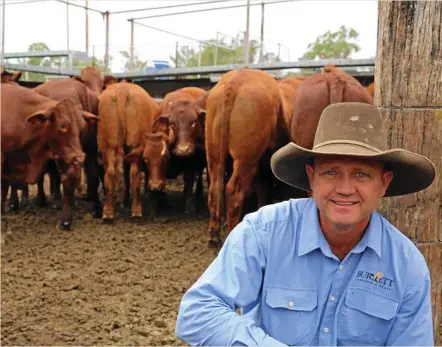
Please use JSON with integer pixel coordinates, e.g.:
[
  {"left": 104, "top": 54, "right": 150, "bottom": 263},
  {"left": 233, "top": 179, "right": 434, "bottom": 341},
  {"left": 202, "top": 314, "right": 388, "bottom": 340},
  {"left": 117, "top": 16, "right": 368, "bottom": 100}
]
[
  {"left": 58, "top": 125, "right": 69, "bottom": 133},
  {"left": 191, "top": 122, "right": 197, "bottom": 128}
]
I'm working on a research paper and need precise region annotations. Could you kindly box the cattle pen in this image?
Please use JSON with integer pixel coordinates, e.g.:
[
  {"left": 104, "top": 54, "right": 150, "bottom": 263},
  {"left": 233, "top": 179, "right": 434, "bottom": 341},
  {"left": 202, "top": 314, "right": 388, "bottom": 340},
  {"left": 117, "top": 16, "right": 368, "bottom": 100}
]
[{"left": 1, "top": 1, "right": 441, "bottom": 346}]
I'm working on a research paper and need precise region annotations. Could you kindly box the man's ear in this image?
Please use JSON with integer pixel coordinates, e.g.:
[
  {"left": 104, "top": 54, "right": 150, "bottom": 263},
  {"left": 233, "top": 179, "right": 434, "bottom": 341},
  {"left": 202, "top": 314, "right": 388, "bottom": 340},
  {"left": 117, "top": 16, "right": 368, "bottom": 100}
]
[
  {"left": 306, "top": 163, "right": 314, "bottom": 189},
  {"left": 380, "top": 170, "right": 394, "bottom": 197}
]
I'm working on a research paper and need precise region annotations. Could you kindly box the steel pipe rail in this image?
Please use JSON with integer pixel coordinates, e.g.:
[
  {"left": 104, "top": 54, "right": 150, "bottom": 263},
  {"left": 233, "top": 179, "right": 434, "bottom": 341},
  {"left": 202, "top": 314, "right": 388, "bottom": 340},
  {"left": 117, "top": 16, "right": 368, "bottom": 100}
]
[
  {"left": 1, "top": 62, "right": 79, "bottom": 76},
  {"left": 2, "top": 58, "right": 375, "bottom": 78},
  {"left": 113, "top": 58, "right": 375, "bottom": 79},
  {"left": 4, "top": 50, "right": 87, "bottom": 59}
]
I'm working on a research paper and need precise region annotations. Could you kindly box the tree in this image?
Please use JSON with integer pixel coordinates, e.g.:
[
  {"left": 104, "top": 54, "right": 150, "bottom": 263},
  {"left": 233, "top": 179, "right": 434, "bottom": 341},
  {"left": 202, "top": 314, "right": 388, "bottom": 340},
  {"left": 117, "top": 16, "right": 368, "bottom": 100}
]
[
  {"left": 301, "top": 25, "right": 360, "bottom": 60},
  {"left": 17, "top": 42, "right": 55, "bottom": 82},
  {"left": 16, "top": 41, "right": 114, "bottom": 81},
  {"left": 170, "top": 35, "right": 269, "bottom": 68},
  {"left": 260, "top": 52, "right": 281, "bottom": 64},
  {"left": 119, "top": 50, "right": 146, "bottom": 72}
]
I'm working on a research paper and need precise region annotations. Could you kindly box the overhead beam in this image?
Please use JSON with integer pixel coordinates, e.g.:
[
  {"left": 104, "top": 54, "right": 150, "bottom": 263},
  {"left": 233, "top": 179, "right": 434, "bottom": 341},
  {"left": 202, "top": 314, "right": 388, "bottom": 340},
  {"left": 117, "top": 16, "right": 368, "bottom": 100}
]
[
  {"left": 4, "top": 50, "right": 87, "bottom": 59},
  {"left": 2, "top": 58, "right": 375, "bottom": 79},
  {"left": 2, "top": 62, "right": 79, "bottom": 76},
  {"left": 113, "top": 58, "right": 375, "bottom": 79}
]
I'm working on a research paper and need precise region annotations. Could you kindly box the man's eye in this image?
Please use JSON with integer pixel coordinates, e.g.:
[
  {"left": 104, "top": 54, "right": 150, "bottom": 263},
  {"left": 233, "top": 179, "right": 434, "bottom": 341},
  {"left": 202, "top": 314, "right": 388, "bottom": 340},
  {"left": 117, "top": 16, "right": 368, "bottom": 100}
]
[
  {"left": 356, "top": 172, "right": 369, "bottom": 178},
  {"left": 325, "top": 171, "right": 338, "bottom": 176}
]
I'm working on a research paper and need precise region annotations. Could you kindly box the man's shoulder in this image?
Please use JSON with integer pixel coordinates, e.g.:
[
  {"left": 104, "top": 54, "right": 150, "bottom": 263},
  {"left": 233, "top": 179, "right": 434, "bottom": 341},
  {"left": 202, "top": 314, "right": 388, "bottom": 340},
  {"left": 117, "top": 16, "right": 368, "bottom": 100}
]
[
  {"left": 376, "top": 212, "right": 429, "bottom": 273},
  {"left": 245, "top": 198, "right": 312, "bottom": 226}
]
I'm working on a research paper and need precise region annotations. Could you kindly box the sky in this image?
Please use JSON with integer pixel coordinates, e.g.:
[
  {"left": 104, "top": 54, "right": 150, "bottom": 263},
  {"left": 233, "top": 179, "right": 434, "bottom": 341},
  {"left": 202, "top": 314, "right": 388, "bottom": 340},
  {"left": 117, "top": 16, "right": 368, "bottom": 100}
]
[{"left": 1, "top": 0, "right": 379, "bottom": 73}]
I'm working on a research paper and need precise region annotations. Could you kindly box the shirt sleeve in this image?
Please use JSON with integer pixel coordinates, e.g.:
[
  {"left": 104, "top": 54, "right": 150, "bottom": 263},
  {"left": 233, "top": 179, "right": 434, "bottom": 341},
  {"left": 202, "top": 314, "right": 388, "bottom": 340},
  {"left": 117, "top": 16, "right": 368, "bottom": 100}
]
[
  {"left": 175, "top": 215, "right": 288, "bottom": 346},
  {"left": 386, "top": 250, "right": 434, "bottom": 346}
]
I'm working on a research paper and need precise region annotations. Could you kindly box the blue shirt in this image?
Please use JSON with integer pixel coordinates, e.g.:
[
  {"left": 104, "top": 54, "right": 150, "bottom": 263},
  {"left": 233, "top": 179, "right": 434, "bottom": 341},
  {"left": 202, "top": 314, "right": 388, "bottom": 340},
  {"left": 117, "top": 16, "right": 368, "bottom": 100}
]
[{"left": 175, "top": 198, "right": 433, "bottom": 346}]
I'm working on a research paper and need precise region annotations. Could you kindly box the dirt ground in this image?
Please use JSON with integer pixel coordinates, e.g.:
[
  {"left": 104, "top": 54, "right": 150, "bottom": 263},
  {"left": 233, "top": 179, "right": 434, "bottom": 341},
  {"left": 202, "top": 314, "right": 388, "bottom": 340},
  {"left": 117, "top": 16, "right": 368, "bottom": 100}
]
[
  {"left": 1, "top": 178, "right": 219, "bottom": 346},
  {"left": 3, "top": 178, "right": 441, "bottom": 345}
]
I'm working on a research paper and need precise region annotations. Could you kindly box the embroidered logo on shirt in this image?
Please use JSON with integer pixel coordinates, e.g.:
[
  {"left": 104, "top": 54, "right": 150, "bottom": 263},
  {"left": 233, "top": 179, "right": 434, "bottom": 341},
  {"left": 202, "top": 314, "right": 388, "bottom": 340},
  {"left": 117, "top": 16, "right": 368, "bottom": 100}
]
[
  {"left": 356, "top": 270, "right": 395, "bottom": 291},
  {"left": 374, "top": 272, "right": 383, "bottom": 282}
]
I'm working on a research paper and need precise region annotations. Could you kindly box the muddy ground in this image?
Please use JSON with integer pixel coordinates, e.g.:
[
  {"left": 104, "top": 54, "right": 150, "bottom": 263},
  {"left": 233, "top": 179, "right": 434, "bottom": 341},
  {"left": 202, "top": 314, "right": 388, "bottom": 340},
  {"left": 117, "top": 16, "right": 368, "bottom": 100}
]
[
  {"left": 1, "top": 177, "right": 219, "bottom": 346},
  {"left": 3, "top": 179, "right": 441, "bottom": 346}
]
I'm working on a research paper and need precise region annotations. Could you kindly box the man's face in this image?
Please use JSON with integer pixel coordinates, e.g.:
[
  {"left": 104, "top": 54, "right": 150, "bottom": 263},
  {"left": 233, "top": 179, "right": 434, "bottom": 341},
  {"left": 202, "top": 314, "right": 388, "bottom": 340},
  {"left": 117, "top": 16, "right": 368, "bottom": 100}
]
[{"left": 306, "top": 156, "right": 393, "bottom": 229}]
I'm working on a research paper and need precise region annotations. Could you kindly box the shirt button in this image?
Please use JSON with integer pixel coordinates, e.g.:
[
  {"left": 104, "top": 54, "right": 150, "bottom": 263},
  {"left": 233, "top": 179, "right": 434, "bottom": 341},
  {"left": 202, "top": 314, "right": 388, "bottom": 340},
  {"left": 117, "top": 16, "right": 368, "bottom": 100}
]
[
  {"left": 324, "top": 328, "right": 329, "bottom": 333},
  {"left": 329, "top": 295, "right": 335, "bottom": 301},
  {"left": 338, "top": 265, "right": 344, "bottom": 270},
  {"left": 288, "top": 301, "right": 294, "bottom": 308}
]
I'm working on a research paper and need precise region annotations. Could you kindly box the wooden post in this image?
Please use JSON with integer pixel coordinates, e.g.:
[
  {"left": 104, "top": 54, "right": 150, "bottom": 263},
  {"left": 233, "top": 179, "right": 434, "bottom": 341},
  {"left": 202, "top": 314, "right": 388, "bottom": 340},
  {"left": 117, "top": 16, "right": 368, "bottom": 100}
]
[
  {"left": 104, "top": 11, "right": 110, "bottom": 73},
  {"left": 244, "top": 0, "right": 250, "bottom": 65},
  {"left": 130, "top": 19, "right": 134, "bottom": 72},
  {"left": 259, "top": 1, "right": 264, "bottom": 63},
  {"left": 85, "top": 0, "right": 89, "bottom": 57},
  {"left": 376, "top": 1, "right": 441, "bottom": 343}
]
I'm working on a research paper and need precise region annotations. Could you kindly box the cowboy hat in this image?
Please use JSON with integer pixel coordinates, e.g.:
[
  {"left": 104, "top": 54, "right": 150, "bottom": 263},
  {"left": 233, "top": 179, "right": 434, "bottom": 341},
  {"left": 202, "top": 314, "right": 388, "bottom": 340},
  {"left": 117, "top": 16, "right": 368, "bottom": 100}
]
[{"left": 271, "top": 102, "right": 436, "bottom": 197}]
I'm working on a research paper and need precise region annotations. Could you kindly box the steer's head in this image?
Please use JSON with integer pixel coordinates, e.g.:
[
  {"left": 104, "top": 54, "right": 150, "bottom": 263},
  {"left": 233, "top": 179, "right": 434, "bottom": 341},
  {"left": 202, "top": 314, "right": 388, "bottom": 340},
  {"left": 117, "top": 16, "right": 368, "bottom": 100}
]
[
  {"left": 72, "top": 66, "right": 104, "bottom": 94},
  {"left": 125, "top": 132, "right": 171, "bottom": 192},
  {"left": 26, "top": 99, "right": 99, "bottom": 180},
  {"left": 1, "top": 70, "right": 22, "bottom": 84},
  {"left": 156, "top": 100, "right": 206, "bottom": 157}
]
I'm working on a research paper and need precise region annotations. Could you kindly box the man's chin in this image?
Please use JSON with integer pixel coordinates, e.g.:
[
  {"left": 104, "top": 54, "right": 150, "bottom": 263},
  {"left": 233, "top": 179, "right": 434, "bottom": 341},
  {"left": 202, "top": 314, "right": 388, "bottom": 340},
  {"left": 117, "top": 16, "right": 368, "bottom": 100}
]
[{"left": 327, "top": 214, "right": 361, "bottom": 229}]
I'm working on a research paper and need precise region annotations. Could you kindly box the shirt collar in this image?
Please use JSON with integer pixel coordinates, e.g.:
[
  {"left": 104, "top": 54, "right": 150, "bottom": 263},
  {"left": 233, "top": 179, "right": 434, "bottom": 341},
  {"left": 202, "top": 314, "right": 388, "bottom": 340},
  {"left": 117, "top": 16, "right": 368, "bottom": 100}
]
[
  {"left": 351, "top": 212, "right": 382, "bottom": 258},
  {"left": 297, "top": 199, "right": 382, "bottom": 258}
]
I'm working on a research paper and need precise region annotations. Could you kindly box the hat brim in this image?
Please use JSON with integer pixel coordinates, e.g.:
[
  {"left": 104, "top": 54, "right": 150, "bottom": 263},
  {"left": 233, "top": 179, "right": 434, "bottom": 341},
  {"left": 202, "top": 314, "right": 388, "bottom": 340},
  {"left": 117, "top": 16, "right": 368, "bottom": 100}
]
[{"left": 270, "top": 142, "right": 436, "bottom": 197}]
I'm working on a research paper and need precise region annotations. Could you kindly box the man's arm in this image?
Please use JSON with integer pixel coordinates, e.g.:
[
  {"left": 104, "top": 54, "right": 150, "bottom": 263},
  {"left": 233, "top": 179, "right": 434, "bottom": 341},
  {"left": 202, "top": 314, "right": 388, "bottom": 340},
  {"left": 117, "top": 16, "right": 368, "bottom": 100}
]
[
  {"left": 386, "top": 251, "right": 434, "bottom": 346},
  {"left": 175, "top": 216, "right": 287, "bottom": 346}
]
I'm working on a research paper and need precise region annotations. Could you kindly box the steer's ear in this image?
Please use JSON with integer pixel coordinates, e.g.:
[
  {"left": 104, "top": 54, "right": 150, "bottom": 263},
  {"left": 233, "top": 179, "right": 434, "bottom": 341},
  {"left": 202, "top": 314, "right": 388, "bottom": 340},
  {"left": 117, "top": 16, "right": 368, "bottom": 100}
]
[
  {"left": 72, "top": 75, "right": 84, "bottom": 83},
  {"left": 26, "top": 110, "right": 52, "bottom": 126},
  {"left": 81, "top": 111, "right": 100, "bottom": 123},
  {"left": 152, "top": 114, "right": 170, "bottom": 132},
  {"left": 13, "top": 72, "right": 22, "bottom": 82},
  {"left": 124, "top": 147, "right": 143, "bottom": 164},
  {"left": 195, "top": 105, "right": 206, "bottom": 124}
]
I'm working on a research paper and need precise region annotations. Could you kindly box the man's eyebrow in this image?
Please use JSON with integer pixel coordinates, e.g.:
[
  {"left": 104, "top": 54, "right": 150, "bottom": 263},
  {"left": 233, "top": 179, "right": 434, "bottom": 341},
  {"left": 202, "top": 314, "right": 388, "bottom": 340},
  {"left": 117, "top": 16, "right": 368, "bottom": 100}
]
[{"left": 318, "top": 165, "right": 340, "bottom": 170}]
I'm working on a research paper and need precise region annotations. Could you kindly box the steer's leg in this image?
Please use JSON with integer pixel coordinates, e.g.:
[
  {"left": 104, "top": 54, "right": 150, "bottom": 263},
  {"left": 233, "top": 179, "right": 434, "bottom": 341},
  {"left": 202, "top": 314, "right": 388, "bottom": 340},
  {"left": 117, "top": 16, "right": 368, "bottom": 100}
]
[
  {"left": 36, "top": 173, "right": 47, "bottom": 207},
  {"left": 225, "top": 160, "right": 257, "bottom": 236},
  {"left": 8, "top": 185, "right": 19, "bottom": 212},
  {"left": 207, "top": 155, "right": 223, "bottom": 248},
  {"left": 129, "top": 161, "right": 142, "bottom": 218},
  {"left": 59, "top": 164, "right": 77, "bottom": 230},
  {"left": 123, "top": 160, "right": 131, "bottom": 207},
  {"left": 194, "top": 168, "right": 204, "bottom": 214},
  {"left": 102, "top": 149, "right": 117, "bottom": 221},
  {"left": 1, "top": 179, "right": 10, "bottom": 213},
  {"left": 21, "top": 184, "right": 29, "bottom": 203},
  {"left": 49, "top": 161, "right": 62, "bottom": 202},
  {"left": 85, "top": 152, "right": 102, "bottom": 218},
  {"left": 181, "top": 169, "right": 195, "bottom": 212}
]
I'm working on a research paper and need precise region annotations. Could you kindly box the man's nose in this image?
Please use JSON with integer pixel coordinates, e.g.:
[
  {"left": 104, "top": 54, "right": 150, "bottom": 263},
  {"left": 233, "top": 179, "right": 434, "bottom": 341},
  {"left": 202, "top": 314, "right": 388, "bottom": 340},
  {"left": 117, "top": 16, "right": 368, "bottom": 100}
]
[{"left": 334, "top": 175, "right": 356, "bottom": 195}]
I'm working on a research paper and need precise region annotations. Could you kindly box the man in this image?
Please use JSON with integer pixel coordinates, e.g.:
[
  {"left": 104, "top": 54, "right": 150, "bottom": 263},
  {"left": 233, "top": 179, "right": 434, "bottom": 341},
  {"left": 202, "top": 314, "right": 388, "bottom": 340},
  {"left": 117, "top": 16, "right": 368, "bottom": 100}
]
[{"left": 175, "top": 102, "right": 436, "bottom": 346}]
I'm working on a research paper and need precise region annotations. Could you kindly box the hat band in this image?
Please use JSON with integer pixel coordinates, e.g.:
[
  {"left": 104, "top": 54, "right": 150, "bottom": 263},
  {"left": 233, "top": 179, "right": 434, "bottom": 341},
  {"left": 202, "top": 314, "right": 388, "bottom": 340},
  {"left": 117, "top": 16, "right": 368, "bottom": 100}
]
[{"left": 313, "top": 140, "right": 383, "bottom": 153}]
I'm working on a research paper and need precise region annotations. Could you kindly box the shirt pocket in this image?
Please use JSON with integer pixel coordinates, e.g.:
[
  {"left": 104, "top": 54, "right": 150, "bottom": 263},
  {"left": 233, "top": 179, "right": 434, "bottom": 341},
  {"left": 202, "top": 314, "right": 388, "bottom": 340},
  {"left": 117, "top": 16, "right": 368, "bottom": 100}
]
[
  {"left": 337, "top": 287, "right": 399, "bottom": 345},
  {"left": 263, "top": 287, "right": 318, "bottom": 346}
]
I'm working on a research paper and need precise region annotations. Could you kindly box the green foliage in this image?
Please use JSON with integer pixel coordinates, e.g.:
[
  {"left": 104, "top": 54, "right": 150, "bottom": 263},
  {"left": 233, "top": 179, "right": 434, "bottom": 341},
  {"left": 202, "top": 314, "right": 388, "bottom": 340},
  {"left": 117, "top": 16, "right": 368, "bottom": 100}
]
[
  {"left": 119, "top": 50, "right": 146, "bottom": 72},
  {"left": 88, "top": 56, "right": 113, "bottom": 73},
  {"left": 17, "top": 41, "right": 114, "bottom": 80},
  {"left": 170, "top": 36, "right": 270, "bottom": 68},
  {"left": 17, "top": 42, "right": 52, "bottom": 82},
  {"left": 301, "top": 25, "right": 360, "bottom": 60}
]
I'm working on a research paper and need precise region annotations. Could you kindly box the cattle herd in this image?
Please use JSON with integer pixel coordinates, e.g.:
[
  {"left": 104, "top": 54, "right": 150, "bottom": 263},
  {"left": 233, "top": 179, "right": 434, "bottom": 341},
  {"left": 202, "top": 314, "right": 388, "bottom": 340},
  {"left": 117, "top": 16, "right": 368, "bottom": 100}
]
[{"left": 1, "top": 65, "right": 375, "bottom": 248}]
